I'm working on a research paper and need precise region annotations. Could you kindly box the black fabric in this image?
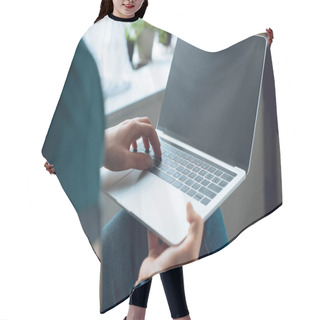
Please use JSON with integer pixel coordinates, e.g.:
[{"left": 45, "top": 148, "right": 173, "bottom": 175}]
[
  {"left": 108, "top": 12, "right": 139, "bottom": 22},
  {"left": 129, "top": 278, "right": 152, "bottom": 309},
  {"left": 130, "top": 266, "right": 189, "bottom": 318}
]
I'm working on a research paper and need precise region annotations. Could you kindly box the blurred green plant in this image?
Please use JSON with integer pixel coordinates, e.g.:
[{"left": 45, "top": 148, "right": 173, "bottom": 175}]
[
  {"left": 158, "top": 29, "right": 170, "bottom": 46},
  {"left": 125, "top": 20, "right": 170, "bottom": 45}
]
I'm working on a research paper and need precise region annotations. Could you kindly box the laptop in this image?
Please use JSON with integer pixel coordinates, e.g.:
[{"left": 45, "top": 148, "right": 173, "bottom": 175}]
[{"left": 101, "top": 35, "right": 268, "bottom": 245}]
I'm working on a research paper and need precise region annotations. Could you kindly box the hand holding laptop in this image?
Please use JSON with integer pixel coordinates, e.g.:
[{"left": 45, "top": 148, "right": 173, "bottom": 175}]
[
  {"left": 104, "top": 117, "right": 161, "bottom": 171},
  {"left": 135, "top": 202, "right": 204, "bottom": 286},
  {"left": 103, "top": 116, "right": 204, "bottom": 284},
  {"left": 44, "top": 115, "right": 205, "bottom": 280}
]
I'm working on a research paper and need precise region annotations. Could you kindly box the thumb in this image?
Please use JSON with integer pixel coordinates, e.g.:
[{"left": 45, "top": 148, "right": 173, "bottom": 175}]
[
  {"left": 147, "top": 229, "right": 159, "bottom": 250},
  {"left": 186, "top": 202, "right": 203, "bottom": 234},
  {"left": 186, "top": 202, "right": 197, "bottom": 222},
  {"left": 126, "top": 151, "right": 153, "bottom": 170}
]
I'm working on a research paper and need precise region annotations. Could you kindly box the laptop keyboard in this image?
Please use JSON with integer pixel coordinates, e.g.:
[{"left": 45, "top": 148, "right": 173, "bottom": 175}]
[{"left": 134, "top": 139, "right": 236, "bottom": 206}]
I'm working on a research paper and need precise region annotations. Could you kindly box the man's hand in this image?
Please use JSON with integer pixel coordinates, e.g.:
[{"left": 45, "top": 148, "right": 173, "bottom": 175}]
[
  {"left": 104, "top": 117, "right": 161, "bottom": 171},
  {"left": 266, "top": 28, "right": 274, "bottom": 46}
]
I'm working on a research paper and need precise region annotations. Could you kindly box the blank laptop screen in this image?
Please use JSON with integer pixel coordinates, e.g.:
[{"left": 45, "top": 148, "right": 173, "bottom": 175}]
[{"left": 158, "top": 36, "right": 267, "bottom": 173}]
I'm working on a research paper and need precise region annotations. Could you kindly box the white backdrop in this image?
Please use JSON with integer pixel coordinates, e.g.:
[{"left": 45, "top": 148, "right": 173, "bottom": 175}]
[{"left": 1, "top": 0, "right": 319, "bottom": 319}]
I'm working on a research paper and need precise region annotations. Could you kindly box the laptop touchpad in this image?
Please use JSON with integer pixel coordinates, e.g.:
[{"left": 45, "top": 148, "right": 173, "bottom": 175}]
[{"left": 108, "top": 170, "right": 190, "bottom": 245}]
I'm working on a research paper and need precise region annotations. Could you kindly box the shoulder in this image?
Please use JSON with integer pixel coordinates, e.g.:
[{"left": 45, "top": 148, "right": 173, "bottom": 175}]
[{"left": 82, "top": 16, "right": 110, "bottom": 44}]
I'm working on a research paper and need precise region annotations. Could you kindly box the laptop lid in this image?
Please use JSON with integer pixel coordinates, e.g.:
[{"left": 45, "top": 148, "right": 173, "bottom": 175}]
[{"left": 158, "top": 36, "right": 267, "bottom": 173}]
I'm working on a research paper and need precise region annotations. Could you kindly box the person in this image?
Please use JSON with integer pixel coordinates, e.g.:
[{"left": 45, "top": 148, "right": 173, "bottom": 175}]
[
  {"left": 45, "top": 116, "right": 205, "bottom": 320},
  {"left": 44, "top": 1, "right": 274, "bottom": 319},
  {"left": 44, "top": 2, "right": 208, "bottom": 318},
  {"left": 103, "top": 117, "right": 205, "bottom": 320},
  {"left": 43, "top": 1, "right": 207, "bottom": 319}
]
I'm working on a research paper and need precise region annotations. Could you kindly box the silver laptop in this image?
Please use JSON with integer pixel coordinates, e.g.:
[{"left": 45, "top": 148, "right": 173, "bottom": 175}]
[{"left": 102, "top": 35, "right": 268, "bottom": 245}]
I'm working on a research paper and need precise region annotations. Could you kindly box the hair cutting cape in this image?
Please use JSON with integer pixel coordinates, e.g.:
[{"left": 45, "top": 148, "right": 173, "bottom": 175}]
[{"left": 42, "top": 13, "right": 282, "bottom": 313}]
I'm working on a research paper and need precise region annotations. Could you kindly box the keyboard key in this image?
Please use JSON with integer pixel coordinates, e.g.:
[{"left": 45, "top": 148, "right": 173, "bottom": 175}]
[
  {"left": 219, "top": 180, "right": 228, "bottom": 187},
  {"left": 179, "top": 175, "right": 188, "bottom": 182},
  {"left": 173, "top": 180, "right": 183, "bottom": 189},
  {"left": 149, "top": 167, "right": 175, "bottom": 184},
  {"left": 221, "top": 173, "right": 233, "bottom": 182},
  {"left": 201, "top": 163, "right": 209, "bottom": 169},
  {"left": 201, "top": 197, "right": 210, "bottom": 205},
  {"left": 205, "top": 173, "right": 214, "bottom": 180},
  {"left": 212, "top": 177, "right": 221, "bottom": 184},
  {"left": 200, "top": 179, "right": 210, "bottom": 186},
  {"left": 208, "top": 183, "right": 222, "bottom": 193},
  {"left": 187, "top": 189, "right": 196, "bottom": 197},
  {"left": 181, "top": 185, "right": 190, "bottom": 193},
  {"left": 162, "top": 159, "right": 168, "bottom": 166},
  {"left": 171, "top": 163, "right": 179, "bottom": 169},
  {"left": 182, "top": 169, "right": 191, "bottom": 175},
  {"left": 188, "top": 172, "right": 196, "bottom": 179},
  {"left": 208, "top": 166, "right": 217, "bottom": 173},
  {"left": 187, "top": 163, "right": 194, "bottom": 169},
  {"left": 191, "top": 182, "right": 201, "bottom": 190},
  {"left": 228, "top": 171, "right": 237, "bottom": 178},
  {"left": 173, "top": 172, "right": 181, "bottom": 179},
  {"left": 161, "top": 165, "right": 169, "bottom": 172},
  {"left": 194, "top": 193, "right": 203, "bottom": 201},
  {"left": 152, "top": 140, "right": 238, "bottom": 195},
  {"left": 199, "top": 186, "right": 216, "bottom": 199}
]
